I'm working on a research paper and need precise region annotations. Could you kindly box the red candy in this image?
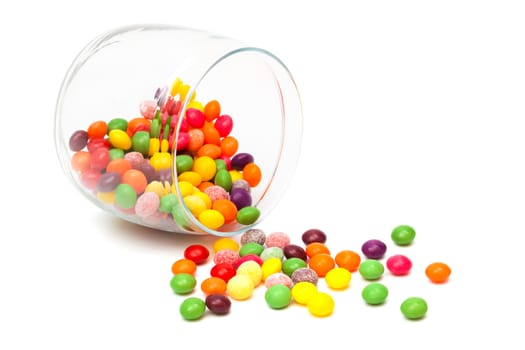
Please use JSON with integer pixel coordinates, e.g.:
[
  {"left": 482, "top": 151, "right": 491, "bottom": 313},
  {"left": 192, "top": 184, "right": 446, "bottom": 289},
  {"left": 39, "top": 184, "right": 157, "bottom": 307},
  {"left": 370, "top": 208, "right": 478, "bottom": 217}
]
[
  {"left": 210, "top": 263, "right": 236, "bottom": 282},
  {"left": 184, "top": 244, "right": 210, "bottom": 265}
]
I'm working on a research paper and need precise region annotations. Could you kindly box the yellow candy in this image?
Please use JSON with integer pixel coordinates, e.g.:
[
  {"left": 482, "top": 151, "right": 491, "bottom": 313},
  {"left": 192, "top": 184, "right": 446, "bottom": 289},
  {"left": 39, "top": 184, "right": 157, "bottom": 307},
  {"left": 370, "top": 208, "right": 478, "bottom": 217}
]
[
  {"left": 160, "top": 139, "right": 169, "bottom": 153},
  {"left": 198, "top": 209, "right": 225, "bottom": 230},
  {"left": 187, "top": 100, "right": 204, "bottom": 111},
  {"left": 183, "top": 195, "right": 207, "bottom": 217},
  {"left": 193, "top": 156, "right": 217, "bottom": 182},
  {"left": 108, "top": 129, "right": 132, "bottom": 150},
  {"left": 177, "top": 181, "right": 195, "bottom": 197},
  {"left": 325, "top": 267, "right": 352, "bottom": 290},
  {"left": 226, "top": 275, "right": 254, "bottom": 300},
  {"left": 229, "top": 170, "right": 243, "bottom": 183},
  {"left": 170, "top": 77, "right": 183, "bottom": 96},
  {"left": 307, "top": 292, "right": 334, "bottom": 317},
  {"left": 194, "top": 191, "right": 212, "bottom": 209},
  {"left": 150, "top": 152, "right": 172, "bottom": 171},
  {"left": 145, "top": 181, "right": 168, "bottom": 197},
  {"left": 291, "top": 282, "right": 318, "bottom": 305},
  {"left": 179, "top": 84, "right": 191, "bottom": 101},
  {"left": 236, "top": 261, "right": 263, "bottom": 287},
  {"left": 148, "top": 138, "right": 160, "bottom": 155},
  {"left": 213, "top": 237, "right": 240, "bottom": 252},
  {"left": 261, "top": 258, "right": 283, "bottom": 281},
  {"left": 97, "top": 191, "right": 115, "bottom": 204},
  {"left": 178, "top": 171, "right": 202, "bottom": 187}
]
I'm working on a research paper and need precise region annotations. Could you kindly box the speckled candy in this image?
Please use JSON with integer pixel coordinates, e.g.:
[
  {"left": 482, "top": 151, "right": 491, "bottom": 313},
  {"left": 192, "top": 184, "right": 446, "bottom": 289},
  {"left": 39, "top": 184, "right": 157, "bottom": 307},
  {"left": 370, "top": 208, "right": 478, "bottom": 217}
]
[
  {"left": 240, "top": 228, "right": 266, "bottom": 245},
  {"left": 265, "top": 232, "right": 291, "bottom": 249},
  {"left": 213, "top": 249, "right": 240, "bottom": 266},
  {"left": 264, "top": 272, "right": 293, "bottom": 288},
  {"left": 291, "top": 267, "right": 319, "bottom": 286},
  {"left": 260, "top": 247, "right": 285, "bottom": 262}
]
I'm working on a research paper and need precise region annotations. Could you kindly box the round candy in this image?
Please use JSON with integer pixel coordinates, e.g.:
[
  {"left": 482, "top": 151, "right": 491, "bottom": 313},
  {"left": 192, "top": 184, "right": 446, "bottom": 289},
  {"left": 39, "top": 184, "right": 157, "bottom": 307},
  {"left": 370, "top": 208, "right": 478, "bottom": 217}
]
[
  {"left": 213, "top": 237, "right": 239, "bottom": 252},
  {"left": 232, "top": 254, "right": 263, "bottom": 269},
  {"left": 97, "top": 171, "right": 121, "bottom": 192},
  {"left": 260, "top": 247, "right": 284, "bottom": 262},
  {"left": 230, "top": 189, "right": 252, "bottom": 210},
  {"left": 325, "top": 267, "right": 352, "bottom": 290},
  {"left": 301, "top": 228, "right": 327, "bottom": 245},
  {"left": 361, "top": 239, "right": 387, "bottom": 259},
  {"left": 236, "top": 260, "right": 263, "bottom": 287},
  {"left": 69, "top": 130, "right": 88, "bottom": 151},
  {"left": 230, "top": 152, "right": 254, "bottom": 170},
  {"left": 205, "top": 294, "right": 231, "bottom": 315},
  {"left": 265, "top": 284, "right": 292, "bottom": 310},
  {"left": 179, "top": 297, "right": 206, "bottom": 321},
  {"left": 265, "top": 231, "right": 291, "bottom": 249},
  {"left": 213, "top": 249, "right": 240, "bottom": 266},
  {"left": 226, "top": 274, "right": 254, "bottom": 300},
  {"left": 386, "top": 254, "right": 413, "bottom": 276},
  {"left": 361, "top": 282, "right": 389, "bottom": 305},
  {"left": 358, "top": 259, "right": 385, "bottom": 280},
  {"left": 170, "top": 273, "right": 197, "bottom": 295},
  {"left": 200, "top": 277, "right": 227, "bottom": 296},
  {"left": 391, "top": 225, "right": 416, "bottom": 246},
  {"left": 335, "top": 250, "right": 361, "bottom": 272},
  {"left": 305, "top": 242, "right": 330, "bottom": 258},
  {"left": 291, "top": 281, "right": 318, "bottom": 305},
  {"left": 307, "top": 292, "right": 335, "bottom": 317},
  {"left": 184, "top": 244, "right": 210, "bottom": 265},
  {"left": 210, "top": 263, "right": 236, "bottom": 282},
  {"left": 308, "top": 253, "right": 335, "bottom": 278},
  {"left": 283, "top": 244, "right": 307, "bottom": 261},
  {"left": 425, "top": 262, "right": 451, "bottom": 283},
  {"left": 291, "top": 267, "right": 319, "bottom": 286},
  {"left": 282, "top": 257, "right": 308, "bottom": 277},
  {"left": 171, "top": 258, "right": 197, "bottom": 275},
  {"left": 261, "top": 257, "right": 283, "bottom": 281},
  {"left": 239, "top": 242, "right": 265, "bottom": 257},
  {"left": 114, "top": 183, "right": 137, "bottom": 209},
  {"left": 240, "top": 228, "right": 266, "bottom": 245},
  {"left": 264, "top": 272, "right": 292, "bottom": 288},
  {"left": 199, "top": 209, "right": 225, "bottom": 230},
  {"left": 135, "top": 192, "right": 160, "bottom": 218},
  {"left": 400, "top": 297, "right": 428, "bottom": 319}
]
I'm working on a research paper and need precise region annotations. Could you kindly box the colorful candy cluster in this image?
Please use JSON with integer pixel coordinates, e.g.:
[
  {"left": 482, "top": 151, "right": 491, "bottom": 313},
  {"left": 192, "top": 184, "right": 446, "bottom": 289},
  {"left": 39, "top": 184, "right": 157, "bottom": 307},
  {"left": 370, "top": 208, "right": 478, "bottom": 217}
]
[
  {"left": 170, "top": 225, "right": 452, "bottom": 321},
  {"left": 67, "top": 78, "right": 262, "bottom": 232}
]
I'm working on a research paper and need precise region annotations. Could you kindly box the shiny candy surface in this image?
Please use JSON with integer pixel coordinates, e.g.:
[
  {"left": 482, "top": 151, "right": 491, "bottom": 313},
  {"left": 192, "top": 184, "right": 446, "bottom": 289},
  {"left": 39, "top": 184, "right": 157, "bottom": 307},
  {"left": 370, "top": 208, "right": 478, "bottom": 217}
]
[
  {"left": 282, "top": 257, "right": 307, "bottom": 277},
  {"left": 361, "top": 239, "right": 387, "bottom": 259},
  {"left": 307, "top": 292, "right": 335, "bottom": 317},
  {"left": 361, "top": 282, "right": 389, "bottom": 305},
  {"left": 184, "top": 244, "right": 210, "bottom": 265},
  {"left": 291, "top": 281, "right": 318, "bottom": 305},
  {"left": 358, "top": 259, "right": 385, "bottom": 280},
  {"left": 400, "top": 297, "right": 428, "bottom": 319},
  {"left": 386, "top": 254, "right": 413, "bottom": 276},
  {"left": 301, "top": 228, "right": 327, "bottom": 245},
  {"left": 391, "top": 225, "right": 416, "bottom": 246},
  {"left": 205, "top": 294, "right": 231, "bottom": 315},
  {"left": 265, "top": 284, "right": 292, "bottom": 309},
  {"left": 179, "top": 297, "right": 206, "bottom": 321},
  {"left": 425, "top": 262, "right": 451, "bottom": 283},
  {"left": 226, "top": 274, "right": 254, "bottom": 300},
  {"left": 325, "top": 267, "right": 352, "bottom": 290},
  {"left": 170, "top": 273, "right": 197, "bottom": 295}
]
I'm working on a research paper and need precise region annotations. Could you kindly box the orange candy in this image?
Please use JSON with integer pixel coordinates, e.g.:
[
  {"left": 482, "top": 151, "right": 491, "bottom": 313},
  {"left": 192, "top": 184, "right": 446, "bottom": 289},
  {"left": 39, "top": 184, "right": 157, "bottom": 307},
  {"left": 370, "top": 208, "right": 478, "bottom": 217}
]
[
  {"left": 204, "top": 100, "right": 221, "bottom": 121},
  {"left": 127, "top": 117, "right": 151, "bottom": 136},
  {"left": 220, "top": 136, "right": 238, "bottom": 157},
  {"left": 212, "top": 199, "right": 238, "bottom": 223},
  {"left": 171, "top": 258, "right": 197, "bottom": 275},
  {"left": 121, "top": 169, "right": 148, "bottom": 194},
  {"left": 71, "top": 151, "right": 91, "bottom": 172},
  {"left": 197, "top": 181, "right": 214, "bottom": 192},
  {"left": 200, "top": 276, "right": 227, "bottom": 295},
  {"left": 202, "top": 122, "right": 221, "bottom": 146},
  {"left": 187, "top": 129, "right": 205, "bottom": 152},
  {"left": 87, "top": 120, "right": 108, "bottom": 139},
  {"left": 425, "top": 262, "right": 451, "bottom": 283},
  {"left": 305, "top": 242, "right": 331, "bottom": 259},
  {"left": 308, "top": 253, "right": 335, "bottom": 277},
  {"left": 197, "top": 144, "right": 222, "bottom": 159},
  {"left": 242, "top": 163, "right": 262, "bottom": 187},
  {"left": 106, "top": 158, "right": 132, "bottom": 177},
  {"left": 335, "top": 250, "right": 361, "bottom": 272}
]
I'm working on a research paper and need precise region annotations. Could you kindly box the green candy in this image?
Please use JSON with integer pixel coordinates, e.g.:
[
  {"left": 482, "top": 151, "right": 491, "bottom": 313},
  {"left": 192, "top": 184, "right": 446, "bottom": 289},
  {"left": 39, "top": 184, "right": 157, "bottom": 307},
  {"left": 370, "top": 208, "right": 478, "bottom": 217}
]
[
  {"left": 236, "top": 206, "right": 260, "bottom": 225},
  {"left": 239, "top": 242, "right": 265, "bottom": 257},
  {"left": 282, "top": 257, "right": 307, "bottom": 277},
  {"left": 108, "top": 148, "right": 124, "bottom": 160},
  {"left": 265, "top": 284, "right": 292, "bottom": 309},
  {"left": 361, "top": 282, "right": 389, "bottom": 305},
  {"left": 131, "top": 131, "right": 150, "bottom": 156},
  {"left": 214, "top": 169, "right": 232, "bottom": 192},
  {"left": 114, "top": 184, "right": 137, "bottom": 209},
  {"left": 170, "top": 273, "right": 196, "bottom": 295},
  {"left": 107, "top": 117, "right": 128, "bottom": 133},
  {"left": 391, "top": 225, "right": 416, "bottom": 246},
  {"left": 215, "top": 159, "right": 227, "bottom": 172},
  {"left": 159, "top": 193, "right": 178, "bottom": 213},
  {"left": 171, "top": 202, "right": 190, "bottom": 229},
  {"left": 176, "top": 154, "right": 194, "bottom": 175},
  {"left": 150, "top": 118, "right": 161, "bottom": 138},
  {"left": 179, "top": 297, "right": 206, "bottom": 321},
  {"left": 400, "top": 297, "right": 428, "bottom": 319},
  {"left": 358, "top": 259, "right": 384, "bottom": 281}
]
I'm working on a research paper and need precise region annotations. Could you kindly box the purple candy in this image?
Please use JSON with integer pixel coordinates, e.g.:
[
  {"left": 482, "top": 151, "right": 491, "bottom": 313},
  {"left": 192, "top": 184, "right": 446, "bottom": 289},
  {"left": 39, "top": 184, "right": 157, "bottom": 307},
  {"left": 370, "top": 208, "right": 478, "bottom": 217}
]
[
  {"left": 230, "top": 188, "right": 252, "bottom": 210},
  {"left": 230, "top": 153, "right": 254, "bottom": 170},
  {"left": 283, "top": 244, "right": 307, "bottom": 261},
  {"left": 135, "top": 161, "right": 156, "bottom": 183},
  {"left": 97, "top": 171, "right": 121, "bottom": 192},
  {"left": 69, "top": 130, "right": 88, "bottom": 152},
  {"left": 156, "top": 168, "right": 173, "bottom": 184},
  {"left": 361, "top": 239, "right": 387, "bottom": 259}
]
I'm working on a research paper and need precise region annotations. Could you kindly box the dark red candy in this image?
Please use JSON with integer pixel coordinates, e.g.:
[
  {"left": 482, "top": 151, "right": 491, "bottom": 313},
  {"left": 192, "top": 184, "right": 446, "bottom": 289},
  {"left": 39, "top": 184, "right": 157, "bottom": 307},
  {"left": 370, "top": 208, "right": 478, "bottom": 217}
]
[
  {"left": 301, "top": 229, "right": 327, "bottom": 245},
  {"left": 97, "top": 171, "right": 121, "bottom": 192},
  {"left": 69, "top": 130, "right": 88, "bottom": 152},
  {"left": 283, "top": 244, "right": 307, "bottom": 261},
  {"left": 205, "top": 294, "right": 231, "bottom": 315}
]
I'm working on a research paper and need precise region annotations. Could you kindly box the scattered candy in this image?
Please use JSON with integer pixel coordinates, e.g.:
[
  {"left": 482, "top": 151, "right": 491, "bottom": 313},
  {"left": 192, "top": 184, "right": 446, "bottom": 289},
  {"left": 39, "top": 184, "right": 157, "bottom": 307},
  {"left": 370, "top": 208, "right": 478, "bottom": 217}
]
[
  {"left": 301, "top": 228, "right": 327, "bottom": 245},
  {"left": 291, "top": 281, "right": 318, "bottom": 305},
  {"left": 265, "top": 284, "right": 292, "bottom": 310},
  {"left": 170, "top": 273, "right": 197, "bottom": 295},
  {"left": 307, "top": 292, "right": 335, "bottom": 317},
  {"left": 400, "top": 297, "right": 428, "bottom": 320},
  {"left": 358, "top": 259, "right": 385, "bottom": 281},
  {"left": 325, "top": 267, "right": 352, "bottom": 290},
  {"left": 226, "top": 274, "right": 254, "bottom": 300},
  {"left": 391, "top": 225, "right": 416, "bottom": 246},
  {"left": 205, "top": 294, "right": 231, "bottom": 315},
  {"left": 361, "top": 239, "right": 387, "bottom": 259},
  {"left": 425, "top": 262, "right": 451, "bottom": 283},
  {"left": 361, "top": 282, "right": 389, "bottom": 305},
  {"left": 240, "top": 228, "right": 266, "bottom": 245},
  {"left": 179, "top": 297, "right": 206, "bottom": 321},
  {"left": 291, "top": 267, "right": 319, "bottom": 286},
  {"left": 184, "top": 244, "right": 210, "bottom": 265},
  {"left": 386, "top": 254, "right": 413, "bottom": 276}
]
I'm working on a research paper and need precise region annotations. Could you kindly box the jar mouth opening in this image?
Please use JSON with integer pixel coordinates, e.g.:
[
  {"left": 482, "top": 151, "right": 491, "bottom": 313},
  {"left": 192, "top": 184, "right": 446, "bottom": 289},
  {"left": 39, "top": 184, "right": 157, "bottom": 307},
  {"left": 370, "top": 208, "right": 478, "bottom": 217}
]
[{"left": 173, "top": 47, "right": 303, "bottom": 236}]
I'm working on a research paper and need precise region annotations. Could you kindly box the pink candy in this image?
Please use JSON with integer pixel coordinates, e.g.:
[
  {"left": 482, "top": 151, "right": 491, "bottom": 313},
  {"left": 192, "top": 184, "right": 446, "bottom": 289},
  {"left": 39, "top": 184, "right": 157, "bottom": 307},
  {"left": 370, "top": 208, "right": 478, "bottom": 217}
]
[
  {"left": 265, "top": 272, "right": 292, "bottom": 288},
  {"left": 135, "top": 192, "right": 160, "bottom": 218},
  {"left": 213, "top": 249, "right": 241, "bottom": 266},
  {"left": 204, "top": 185, "right": 230, "bottom": 202},
  {"left": 265, "top": 232, "right": 291, "bottom": 249},
  {"left": 139, "top": 100, "right": 158, "bottom": 119}
]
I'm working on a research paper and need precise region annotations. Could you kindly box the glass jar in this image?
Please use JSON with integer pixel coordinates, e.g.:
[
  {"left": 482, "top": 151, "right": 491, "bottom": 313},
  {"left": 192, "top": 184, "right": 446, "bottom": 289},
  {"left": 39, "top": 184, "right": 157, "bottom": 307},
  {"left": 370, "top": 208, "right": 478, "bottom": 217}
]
[{"left": 54, "top": 24, "right": 302, "bottom": 236}]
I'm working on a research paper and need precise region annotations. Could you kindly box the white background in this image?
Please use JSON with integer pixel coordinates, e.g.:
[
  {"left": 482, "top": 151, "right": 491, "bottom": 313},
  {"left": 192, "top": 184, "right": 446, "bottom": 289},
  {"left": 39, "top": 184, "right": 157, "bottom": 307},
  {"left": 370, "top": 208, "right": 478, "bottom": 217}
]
[{"left": 1, "top": 0, "right": 524, "bottom": 349}]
